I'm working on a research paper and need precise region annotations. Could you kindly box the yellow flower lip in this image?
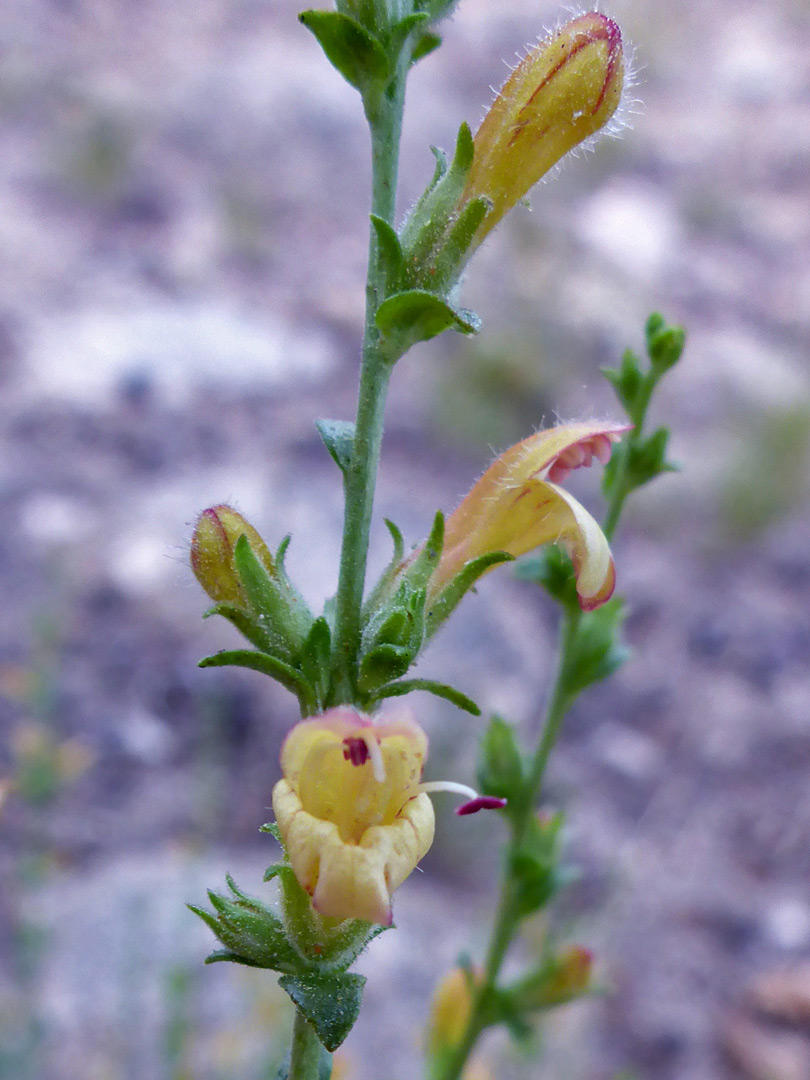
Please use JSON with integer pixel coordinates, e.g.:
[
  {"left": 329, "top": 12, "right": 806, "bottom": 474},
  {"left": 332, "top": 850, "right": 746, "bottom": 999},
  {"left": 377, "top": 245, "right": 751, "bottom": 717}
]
[
  {"left": 272, "top": 707, "right": 506, "bottom": 924},
  {"left": 273, "top": 707, "right": 434, "bottom": 924},
  {"left": 431, "top": 421, "right": 629, "bottom": 611}
]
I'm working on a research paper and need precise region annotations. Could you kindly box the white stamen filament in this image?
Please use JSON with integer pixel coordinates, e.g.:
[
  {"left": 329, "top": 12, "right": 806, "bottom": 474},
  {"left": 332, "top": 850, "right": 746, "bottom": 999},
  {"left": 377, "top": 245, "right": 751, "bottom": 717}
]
[
  {"left": 419, "top": 780, "right": 479, "bottom": 800},
  {"left": 362, "top": 731, "right": 386, "bottom": 783}
]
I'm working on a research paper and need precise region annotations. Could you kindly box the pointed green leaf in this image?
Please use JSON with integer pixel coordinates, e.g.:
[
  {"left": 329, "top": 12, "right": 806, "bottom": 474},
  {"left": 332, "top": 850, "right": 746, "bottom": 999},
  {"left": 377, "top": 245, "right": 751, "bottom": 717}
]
[
  {"left": 407, "top": 510, "right": 444, "bottom": 588},
  {"left": 426, "top": 551, "right": 514, "bottom": 635},
  {"left": 646, "top": 314, "right": 685, "bottom": 375},
  {"left": 233, "top": 533, "right": 314, "bottom": 656},
  {"left": 371, "top": 677, "right": 481, "bottom": 716},
  {"left": 376, "top": 290, "right": 479, "bottom": 350},
  {"left": 477, "top": 716, "right": 524, "bottom": 801},
  {"left": 315, "top": 419, "right": 356, "bottom": 474},
  {"left": 388, "top": 11, "right": 430, "bottom": 56},
  {"left": 198, "top": 649, "right": 312, "bottom": 705},
  {"left": 317, "top": 921, "right": 388, "bottom": 970},
  {"left": 203, "top": 948, "right": 264, "bottom": 968},
  {"left": 358, "top": 642, "right": 413, "bottom": 691},
  {"left": 202, "top": 602, "right": 269, "bottom": 650},
  {"left": 370, "top": 214, "right": 405, "bottom": 291},
  {"left": 259, "top": 821, "right": 283, "bottom": 842},
  {"left": 411, "top": 30, "right": 442, "bottom": 64},
  {"left": 278, "top": 971, "right": 366, "bottom": 1051},
  {"left": 299, "top": 11, "right": 390, "bottom": 92},
  {"left": 432, "top": 195, "right": 491, "bottom": 288},
  {"left": 299, "top": 617, "right": 332, "bottom": 708},
  {"left": 560, "top": 597, "right": 630, "bottom": 699}
]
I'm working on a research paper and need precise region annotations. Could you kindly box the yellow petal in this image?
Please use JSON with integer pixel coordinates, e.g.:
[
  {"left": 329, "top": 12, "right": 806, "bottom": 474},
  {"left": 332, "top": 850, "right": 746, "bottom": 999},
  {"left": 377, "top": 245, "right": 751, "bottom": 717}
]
[
  {"left": 272, "top": 779, "right": 434, "bottom": 925},
  {"left": 435, "top": 422, "right": 623, "bottom": 608}
]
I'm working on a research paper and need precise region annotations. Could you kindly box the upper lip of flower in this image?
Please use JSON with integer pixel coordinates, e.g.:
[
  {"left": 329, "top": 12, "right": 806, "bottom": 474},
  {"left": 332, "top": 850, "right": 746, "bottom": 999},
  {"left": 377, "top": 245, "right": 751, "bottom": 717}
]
[{"left": 431, "top": 421, "right": 629, "bottom": 611}]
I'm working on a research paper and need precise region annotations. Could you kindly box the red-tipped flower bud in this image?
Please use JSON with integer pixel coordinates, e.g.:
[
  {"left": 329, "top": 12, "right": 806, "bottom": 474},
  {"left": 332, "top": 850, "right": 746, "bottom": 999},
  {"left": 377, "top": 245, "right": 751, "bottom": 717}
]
[
  {"left": 190, "top": 504, "right": 274, "bottom": 608},
  {"left": 461, "top": 13, "right": 624, "bottom": 244}
]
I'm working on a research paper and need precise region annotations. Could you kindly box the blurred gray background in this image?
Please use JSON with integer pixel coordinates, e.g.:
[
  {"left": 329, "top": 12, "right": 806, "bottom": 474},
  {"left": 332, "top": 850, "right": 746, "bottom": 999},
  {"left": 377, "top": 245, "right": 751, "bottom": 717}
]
[{"left": 1, "top": 1, "right": 809, "bottom": 1078}]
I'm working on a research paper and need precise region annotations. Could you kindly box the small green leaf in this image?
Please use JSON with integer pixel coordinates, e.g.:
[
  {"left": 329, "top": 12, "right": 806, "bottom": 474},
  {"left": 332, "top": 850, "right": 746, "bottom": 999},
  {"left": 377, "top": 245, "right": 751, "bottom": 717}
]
[
  {"left": 449, "top": 120, "right": 474, "bottom": 176},
  {"left": 299, "top": 11, "right": 390, "bottom": 93},
  {"left": 188, "top": 884, "right": 301, "bottom": 973},
  {"left": 358, "top": 642, "right": 413, "bottom": 691},
  {"left": 432, "top": 196, "right": 491, "bottom": 287},
  {"left": 278, "top": 971, "right": 366, "bottom": 1051},
  {"left": 376, "top": 290, "right": 480, "bottom": 350},
  {"left": 371, "top": 677, "right": 481, "bottom": 715},
  {"left": 625, "top": 427, "right": 678, "bottom": 491},
  {"left": 602, "top": 348, "right": 643, "bottom": 416},
  {"left": 259, "top": 821, "right": 283, "bottom": 842},
  {"left": 514, "top": 548, "right": 579, "bottom": 613},
  {"left": 198, "top": 649, "right": 312, "bottom": 705},
  {"left": 203, "top": 948, "right": 264, "bottom": 968},
  {"left": 370, "top": 215, "right": 405, "bottom": 291},
  {"left": 202, "top": 601, "right": 275, "bottom": 652},
  {"left": 388, "top": 11, "right": 430, "bottom": 57},
  {"left": 233, "top": 534, "right": 314, "bottom": 657},
  {"left": 426, "top": 551, "right": 514, "bottom": 636},
  {"left": 477, "top": 716, "right": 523, "bottom": 802},
  {"left": 645, "top": 313, "right": 685, "bottom": 375},
  {"left": 315, "top": 419, "right": 356, "bottom": 474},
  {"left": 361, "top": 518, "right": 407, "bottom": 620},
  {"left": 411, "top": 30, "right": 441, "bottom": 64},
  {"left": 509, "top": 813, "right": 566, "bottom": 917},
  {"left": 560, "top": 598, "right": 630, "bottom": 699},
  {"left": 404, "top": 510, "right": 444, "bottom": 590},
  {"left": 299, "top": 617, "right": 332, "bottom": 708}
]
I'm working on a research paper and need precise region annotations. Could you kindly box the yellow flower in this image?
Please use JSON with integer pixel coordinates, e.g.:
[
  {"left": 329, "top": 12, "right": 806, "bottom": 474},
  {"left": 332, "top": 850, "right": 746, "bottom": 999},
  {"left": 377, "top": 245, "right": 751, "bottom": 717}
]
[
  {"left": 431, "top": 421, "right": 627, "bottom": 611},
  {"left": 461, "top": 12, "right": 624, "bottom": 244},
  {"left": 272, "top": 707, "right": 504, "bottom": 925}
]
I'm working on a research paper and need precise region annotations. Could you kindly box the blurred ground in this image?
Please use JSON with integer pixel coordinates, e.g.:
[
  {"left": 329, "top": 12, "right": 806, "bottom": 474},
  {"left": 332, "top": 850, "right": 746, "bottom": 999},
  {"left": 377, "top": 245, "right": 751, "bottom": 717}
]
[{"left": 1, "top": 1, "right": 810, "bottom": 1079}]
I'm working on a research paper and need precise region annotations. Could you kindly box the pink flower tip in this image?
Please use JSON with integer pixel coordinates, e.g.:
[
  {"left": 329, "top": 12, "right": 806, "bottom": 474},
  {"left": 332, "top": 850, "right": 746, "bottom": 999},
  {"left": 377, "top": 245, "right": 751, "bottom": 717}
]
[{"left": 455, "top": 796, "right": 508, "bottom": 816}]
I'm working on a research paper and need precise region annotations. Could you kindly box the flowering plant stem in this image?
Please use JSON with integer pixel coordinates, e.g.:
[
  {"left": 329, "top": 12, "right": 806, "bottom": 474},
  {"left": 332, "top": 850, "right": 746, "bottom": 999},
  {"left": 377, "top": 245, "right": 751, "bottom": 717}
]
[
  {"left": 286, "top": 72, "right": 407, "bottom": 1080},
  {"left": 432, "top": 469, "right": 635, "bottom": 1080},
  {"left": 430, "top": 612, "right": 581, "bottom": 1080},
  {"left": 331, "top": 73, "right": 406, "bottom": 706},
  {"left": 290, "top": 1010, "right": 326, "bottom": 1080}
]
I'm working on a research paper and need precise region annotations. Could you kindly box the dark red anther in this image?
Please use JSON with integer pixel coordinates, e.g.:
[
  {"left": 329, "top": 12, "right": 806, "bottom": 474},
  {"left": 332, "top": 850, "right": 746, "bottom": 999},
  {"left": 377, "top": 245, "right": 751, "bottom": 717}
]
[
  {"left": 455, "top": 795, "right": 508, "bottom": 816},
  {"left": 342, "top": 737, "right": 371, "bottom": 767}
]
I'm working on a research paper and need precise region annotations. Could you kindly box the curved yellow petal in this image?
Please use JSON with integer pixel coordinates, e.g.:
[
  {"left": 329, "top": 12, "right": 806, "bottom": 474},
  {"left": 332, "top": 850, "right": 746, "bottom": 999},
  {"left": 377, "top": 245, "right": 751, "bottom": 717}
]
[
  {"left": 434, "top": 422, "right": 623, "bottom": 608},
  {"left": 272, "top": 779, "right": 434, "bottom": 925}
]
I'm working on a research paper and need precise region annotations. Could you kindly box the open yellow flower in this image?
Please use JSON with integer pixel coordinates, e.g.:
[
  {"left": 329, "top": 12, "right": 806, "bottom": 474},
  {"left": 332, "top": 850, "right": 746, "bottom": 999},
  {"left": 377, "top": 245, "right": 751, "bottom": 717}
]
[
  {"left": 431, "top": 421, "right": 627, "bottom": 611},
  {"left": 272, "top": 707, "right": 504, "bottom": 925}
]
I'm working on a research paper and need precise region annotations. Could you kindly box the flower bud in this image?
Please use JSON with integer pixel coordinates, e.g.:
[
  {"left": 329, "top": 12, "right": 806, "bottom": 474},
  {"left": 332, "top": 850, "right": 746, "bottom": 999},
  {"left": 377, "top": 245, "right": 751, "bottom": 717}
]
[
  {"left": 461, "top": 13, "right": 624, "bottom": 243},
  {"left": 426, "top": 967, "right": 481, "bottom": 1055},
  {"left": 190, "top": 504, "right": 274, "bottom": 608},
  {"left": 515, "top": 945, "right": 594, "bottom": 1011}
]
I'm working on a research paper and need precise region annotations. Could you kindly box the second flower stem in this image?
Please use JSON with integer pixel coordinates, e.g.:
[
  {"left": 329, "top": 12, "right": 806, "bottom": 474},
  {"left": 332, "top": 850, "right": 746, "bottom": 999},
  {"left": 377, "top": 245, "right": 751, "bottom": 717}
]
[{"left": 433, "top": 610, "right": 580, "bottom": 1080}]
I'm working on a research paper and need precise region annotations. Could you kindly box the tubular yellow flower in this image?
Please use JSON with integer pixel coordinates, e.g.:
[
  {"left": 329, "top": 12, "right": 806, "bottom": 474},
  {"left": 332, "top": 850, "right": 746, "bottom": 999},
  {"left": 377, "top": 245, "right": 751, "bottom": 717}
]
[
  {"left": 273, "top": 707, "right": 434, "bottom": 925},
  {"left": 461, "top": 12, "right": 624, "bottom": 243},
  {"left": 431, "top": 421, "right": 628, "bottom": 611},
  {"left": 272, "top": 707, "right": 505, "bottom": 924},
  {"left": 190, "top": 504, "right": 274, "bottom": 608}
]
